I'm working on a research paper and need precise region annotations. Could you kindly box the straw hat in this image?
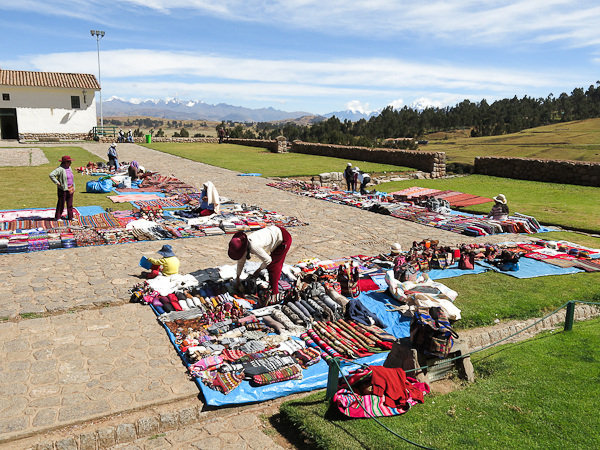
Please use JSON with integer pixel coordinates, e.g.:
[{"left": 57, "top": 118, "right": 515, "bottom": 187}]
[
  {"left": 493, "top": 194, "right": 507, "bottom": 204},
  {"left": 390, "top": 243, "right": 402, "bottom": 255}
]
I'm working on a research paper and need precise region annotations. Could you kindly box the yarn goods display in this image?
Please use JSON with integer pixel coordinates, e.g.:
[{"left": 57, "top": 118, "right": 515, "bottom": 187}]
[
  {"left": 0, "top": 169, "right": 308, "bottom": 254},
  {"left": 267, "top": 181, "right": 542, "bottom": 236}
]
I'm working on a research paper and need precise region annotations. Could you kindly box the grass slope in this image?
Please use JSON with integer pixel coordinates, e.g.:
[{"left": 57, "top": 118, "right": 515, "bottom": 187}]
[
  {"left": 280, "top": 317, "right": 600, "bottom": 450},
  {"left": 0, "top": 147, "right": 131, "bottom": 211},
  {"left": 426, "top": 118, "right": 600, "bottom": 165},
  {"left": 141, "top": 142, "right": 413, "bottom": 177},
  {"left": 378, "top": 175, "right": 600, "bottom": 234}
]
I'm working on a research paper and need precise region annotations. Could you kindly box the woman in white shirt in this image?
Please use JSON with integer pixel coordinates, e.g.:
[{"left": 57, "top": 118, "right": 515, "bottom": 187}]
[{"left": 228, "top": 225, "right": 292, "bottom": 300}]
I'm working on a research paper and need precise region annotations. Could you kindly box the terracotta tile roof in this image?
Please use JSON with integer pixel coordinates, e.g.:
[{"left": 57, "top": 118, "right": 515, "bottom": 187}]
[{"left": 0, "top": 69, "right": 101, "bottom": 90}]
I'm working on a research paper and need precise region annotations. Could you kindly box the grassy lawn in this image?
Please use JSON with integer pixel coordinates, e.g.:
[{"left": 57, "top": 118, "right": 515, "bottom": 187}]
[
  {"left": 0, "top": 146, "right": 132, "bottom": 211},
  {"left": 141, "top": 142, "right": 413, "bottom": 177},
  {"left": 426, "top": 118, "right": 600, "bottom": 165},
  {"left": 280, "top": 317, "right": 600, "bottom": 450},
  {"left": 378, "top": 175, "right": 600, "bottom": 234}
]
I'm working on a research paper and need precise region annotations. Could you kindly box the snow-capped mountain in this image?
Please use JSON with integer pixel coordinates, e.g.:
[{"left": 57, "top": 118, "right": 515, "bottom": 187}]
[
  {"left": 321, "top": 109, "right": 381, "bottom": 121},
  {"left": 99, "top": 98, "right": 314, "bottom": 122}
]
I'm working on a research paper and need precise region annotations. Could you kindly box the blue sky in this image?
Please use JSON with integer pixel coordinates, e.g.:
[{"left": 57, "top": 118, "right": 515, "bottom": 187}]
[{"left": 1, "top": 0, "right": 599, "bottom": 115}]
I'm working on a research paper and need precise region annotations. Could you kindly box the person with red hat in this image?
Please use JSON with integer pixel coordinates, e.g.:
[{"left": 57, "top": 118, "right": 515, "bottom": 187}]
[
  {"left": 49, "top": 155, "right": 75, "bottom": 221},
  {"left": 228, "top": 225, "right": 292, "bottom": 302}
]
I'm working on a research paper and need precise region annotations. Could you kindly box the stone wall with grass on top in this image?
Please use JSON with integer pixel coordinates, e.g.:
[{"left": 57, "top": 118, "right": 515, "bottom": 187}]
[
  {"left": 475, "top": 156, "right": 600, "bottom": 187},
  {"left": 290, "top": 141, "right": 446, "bottom": 178}
]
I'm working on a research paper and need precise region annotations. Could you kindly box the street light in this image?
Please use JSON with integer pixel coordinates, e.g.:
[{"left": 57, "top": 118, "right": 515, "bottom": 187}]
[{"left": 90, "top": 30, "right": 105, "bottom": 129}]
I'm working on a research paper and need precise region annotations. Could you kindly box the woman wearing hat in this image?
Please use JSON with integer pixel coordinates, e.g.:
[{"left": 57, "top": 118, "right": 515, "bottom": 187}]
[
  {"left": 228, "top": 225, "right": 292, "bottom": 301},
  {"left": 107, "top": 143, "right": 119, "bottom": 171},
  {"left": 344, "top": 162, "right": 355, "bottom": 192},
  {"left": 487, "top": 194, "right": 509, "bottom": 221},
  {"left": 145, "top": 245, "right": 180, "bottom": 279},
  {"left": 49, "top": 155, "right": 76, "bottom": 221}
]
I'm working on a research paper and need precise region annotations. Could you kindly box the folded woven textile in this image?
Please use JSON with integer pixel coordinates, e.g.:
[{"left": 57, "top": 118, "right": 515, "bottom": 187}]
[{"left": 251, "top": 363, "right": 303, "bottom": 386}]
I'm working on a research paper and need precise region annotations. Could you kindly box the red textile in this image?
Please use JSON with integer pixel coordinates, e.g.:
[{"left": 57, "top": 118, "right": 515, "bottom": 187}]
[
  {"left": 357, "top": 278, "right": 380, "bottom": 292},
  {"left": 266, "top": 226, "right": 292, "bottom": 294},
  {"left": 370, "top": 366, "right": 424, "bottom": 409}
]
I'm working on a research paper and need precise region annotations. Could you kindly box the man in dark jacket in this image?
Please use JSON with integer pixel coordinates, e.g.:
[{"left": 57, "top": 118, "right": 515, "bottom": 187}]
[{"left": 344, "top": 162, "right": 355, "bottom": 191}]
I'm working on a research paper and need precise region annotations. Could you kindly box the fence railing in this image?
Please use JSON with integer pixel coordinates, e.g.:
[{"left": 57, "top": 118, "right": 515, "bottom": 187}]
[{"left": 92, "top": 126, "right": 117, "bottom": 139}]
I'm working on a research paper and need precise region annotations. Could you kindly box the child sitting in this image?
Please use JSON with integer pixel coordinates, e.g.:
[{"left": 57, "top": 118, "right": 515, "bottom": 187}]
[{"left": 144, "top": 244, "right": 180, "bottom": 279}]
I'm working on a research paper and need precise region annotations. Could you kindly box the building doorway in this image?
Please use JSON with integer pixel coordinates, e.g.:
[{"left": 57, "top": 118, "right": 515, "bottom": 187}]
[{"left": 0, "top": 108, "right": 19, "bottom": 140}]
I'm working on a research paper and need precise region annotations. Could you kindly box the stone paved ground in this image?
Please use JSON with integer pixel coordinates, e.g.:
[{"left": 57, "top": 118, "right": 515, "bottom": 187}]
[{"left": 0, "top": 142, "right": 535, "bottom": 449}]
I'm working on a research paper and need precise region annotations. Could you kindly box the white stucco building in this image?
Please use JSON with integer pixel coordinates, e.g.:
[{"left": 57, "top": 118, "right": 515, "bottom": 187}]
[{"left": 0, "top": 69, "right": 100, "bottom": 140}]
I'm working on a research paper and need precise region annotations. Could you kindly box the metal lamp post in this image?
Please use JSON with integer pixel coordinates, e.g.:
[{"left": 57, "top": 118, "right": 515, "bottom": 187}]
[{"left": 90, "top": 30, "right": 105, "bottom": 130}]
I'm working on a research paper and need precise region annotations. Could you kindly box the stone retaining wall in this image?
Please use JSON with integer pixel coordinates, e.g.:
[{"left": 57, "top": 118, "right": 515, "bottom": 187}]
[
  {"left": 474, "top": 156, "right": 600, "bottom": 187},
  {"left": 291, "top": 141, "right": 446, "bottom": 177},
  {"left": 19, "top": 133, "right": 91, "bottom": 141}
]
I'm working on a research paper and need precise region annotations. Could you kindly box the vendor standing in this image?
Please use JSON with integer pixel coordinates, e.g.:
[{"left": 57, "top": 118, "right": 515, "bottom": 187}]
[
  {"left": 107, "top": 143, "right": 119, "bottom": 171},
  {"left": 228, "top": 225, "right": 292, "bottom": 301},
  {"left": 49, "top": 155, "right": 75, "bottom": 221},
  {"left": 344, "top": 162, "right": 355, "bottom": 192},
  {"left": 487, "top": 194, "right": 509, "bottom": 220}
]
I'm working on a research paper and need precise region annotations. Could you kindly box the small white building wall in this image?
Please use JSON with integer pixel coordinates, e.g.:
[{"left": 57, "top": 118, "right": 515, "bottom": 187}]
[{"left": 0, "top": 86, "right": 98, "bottom": 134}]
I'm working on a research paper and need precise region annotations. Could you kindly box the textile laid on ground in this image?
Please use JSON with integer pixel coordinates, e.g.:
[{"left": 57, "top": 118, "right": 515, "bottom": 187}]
[
  {"left": 267, "top": 181, "right": 539, "bottom": 236},
  {"left": 0, "top": 171, "right": 308, "bottom": 254}
]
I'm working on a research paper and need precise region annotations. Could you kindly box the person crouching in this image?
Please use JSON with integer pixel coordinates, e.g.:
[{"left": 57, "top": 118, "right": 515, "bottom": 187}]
[{"left": 144, "top": 245, "right": 180, "bottom": 279}]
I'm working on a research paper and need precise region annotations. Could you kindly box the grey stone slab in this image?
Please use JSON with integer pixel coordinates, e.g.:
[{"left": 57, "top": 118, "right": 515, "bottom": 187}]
[{"left": 117, "top": 422, "right": 138, "bottom": 443}]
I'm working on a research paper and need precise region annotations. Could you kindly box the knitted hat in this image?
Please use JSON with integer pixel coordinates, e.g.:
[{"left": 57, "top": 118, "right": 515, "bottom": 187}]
[
  {"left": 157, "top": 244, "right": 176, "bottom": 258},
  {"left": 228, "top": 231, "right": 248, "bottom": 260},
  {"left": 493, "top": 194, "right": 507, "bottom": 204}
]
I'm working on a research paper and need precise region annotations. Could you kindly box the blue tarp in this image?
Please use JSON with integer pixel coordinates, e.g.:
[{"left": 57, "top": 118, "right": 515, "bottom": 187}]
[
  {"left": 237, "top": 173, "right": 262, "bottom": 176},
  {"left": 428, "top": 262, "right": 490, "bottom": 280},
  {"left": 476, "top": 258, "right": 584, "bottom": 278},
  {"left": 153, "top": 289, "right": 411, "bottom": 406},
  {"left": 75, "top": 206, "right": 106, "bottom": 216}
]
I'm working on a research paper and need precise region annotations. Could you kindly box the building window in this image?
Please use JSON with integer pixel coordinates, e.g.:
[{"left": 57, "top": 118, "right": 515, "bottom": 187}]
[
  {"left": 71, "top": 96, "right": 81, "bottom": 109},
  {"left": 2, "top": 93, "right": 9, "bottom": 101}
]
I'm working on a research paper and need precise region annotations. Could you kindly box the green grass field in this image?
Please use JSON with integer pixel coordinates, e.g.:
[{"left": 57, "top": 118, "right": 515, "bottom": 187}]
[
  {"left": 378, "top": 175, "right": 600, "bottom": 234},
  {"left": 280, "top": 317, "right": 600, "bottom": 450},
  {"left": 141, "top": 142, "right": 413, "bottom": 177},
  {"left": 426, "top": 118, "right": 600, "bottom": 164},
  {"left": 0, "top": 146, "right": 131, "bottom": 211}
]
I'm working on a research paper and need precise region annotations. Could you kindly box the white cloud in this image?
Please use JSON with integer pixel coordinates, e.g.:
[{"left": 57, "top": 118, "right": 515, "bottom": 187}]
[
  {"left": 3, "top": 1, "right": 600, "bottom": 48},
  {"left": 344, "top": 100, "right": 371, "bottom": 114},
  {"left": 17, "top": 49, "right": 582, "bottom": 94},
  {"left": 388, "top": 98, "right": 403, "bottom": 109}
]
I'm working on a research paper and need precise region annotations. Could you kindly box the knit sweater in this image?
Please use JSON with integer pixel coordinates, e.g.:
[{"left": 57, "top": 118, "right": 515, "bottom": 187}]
[
  {"left": 147, "top": 256, "right": 180, "bottom": 275},
  {"left": 49, "top": 166, "right": 75, "bottom": 191}
]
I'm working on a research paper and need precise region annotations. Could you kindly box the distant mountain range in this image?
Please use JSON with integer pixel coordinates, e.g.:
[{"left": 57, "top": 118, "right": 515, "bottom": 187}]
[
  {"left": 99, "top": 97, "right": 390, "bottom": 123},
  {"left": 99, "top": 97, "right": 315, "bottom": 122},
  {"left": 99, "top": 97, "right": 435, "bottom": 123}
]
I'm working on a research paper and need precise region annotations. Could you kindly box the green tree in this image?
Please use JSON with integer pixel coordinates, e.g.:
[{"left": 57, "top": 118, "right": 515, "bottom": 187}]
[{"left": 179, "top": 128, "right": 189, "bottom": 137}]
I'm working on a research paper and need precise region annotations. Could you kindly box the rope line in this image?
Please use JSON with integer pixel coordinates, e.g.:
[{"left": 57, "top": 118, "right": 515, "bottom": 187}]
[
  {"left": 326, "top": 300, "right": 600, "bottom": 449},
  {"left": 332, "top": 357, "right": 439, "bottom": 450}
]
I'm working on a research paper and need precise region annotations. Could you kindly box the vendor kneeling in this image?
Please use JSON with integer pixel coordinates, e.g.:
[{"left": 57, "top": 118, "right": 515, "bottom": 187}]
[
  {"left": 228, "top": 225, "right": 292, "bottom": 303},
  {"left": 487, "top": 194, "right": 509, "bottom": 221},
  {"left": 144, "top": 244, "right": 180, "bottom": 279},
  {"left": 198, "top": 181, "right": 220, "bottom": 216}
]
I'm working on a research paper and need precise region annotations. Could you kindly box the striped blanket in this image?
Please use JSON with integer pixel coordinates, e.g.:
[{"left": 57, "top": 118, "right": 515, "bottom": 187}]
[{"left": 77, "top": 213, "right": 121, "bottom": 228}]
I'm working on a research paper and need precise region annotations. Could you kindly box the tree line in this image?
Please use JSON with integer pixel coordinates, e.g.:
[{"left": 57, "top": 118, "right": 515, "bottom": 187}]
[{"left": 238, "top": 83, "right": 600, "bottom": 146}]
